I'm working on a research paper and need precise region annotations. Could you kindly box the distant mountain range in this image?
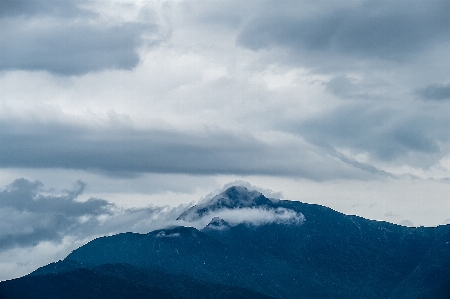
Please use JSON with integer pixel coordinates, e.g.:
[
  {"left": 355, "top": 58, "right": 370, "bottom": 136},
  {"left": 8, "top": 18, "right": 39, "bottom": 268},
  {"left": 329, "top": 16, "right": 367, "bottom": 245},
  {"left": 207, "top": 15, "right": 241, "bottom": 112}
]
[{"left": 1, "top": 186, "right": 449, "bottom": 299}]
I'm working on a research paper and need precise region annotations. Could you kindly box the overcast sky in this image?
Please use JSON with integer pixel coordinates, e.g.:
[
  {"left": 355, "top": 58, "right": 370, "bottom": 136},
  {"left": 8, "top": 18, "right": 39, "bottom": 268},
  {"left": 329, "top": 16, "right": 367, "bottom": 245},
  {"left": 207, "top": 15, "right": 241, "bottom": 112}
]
[{"left": 1, "top": 0, "right": 450, "bottom": 280}]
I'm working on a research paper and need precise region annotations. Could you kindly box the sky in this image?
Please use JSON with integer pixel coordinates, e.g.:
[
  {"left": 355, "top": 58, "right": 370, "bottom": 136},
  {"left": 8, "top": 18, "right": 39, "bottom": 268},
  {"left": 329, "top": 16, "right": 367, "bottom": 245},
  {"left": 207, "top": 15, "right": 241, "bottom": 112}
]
[{"left": 0, "top": 0, "right": 450, "bottom": 280}]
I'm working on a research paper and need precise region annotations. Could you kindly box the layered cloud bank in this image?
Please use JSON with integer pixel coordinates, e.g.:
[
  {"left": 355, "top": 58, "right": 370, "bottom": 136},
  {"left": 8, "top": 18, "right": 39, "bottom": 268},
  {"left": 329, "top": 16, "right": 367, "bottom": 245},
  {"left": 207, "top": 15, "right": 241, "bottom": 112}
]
[
  {"left": 0, "top": 119, "right": 378, "bottom": 180},
  {"left": 1, "top": 0, "right": 449, "bottom": 181}
]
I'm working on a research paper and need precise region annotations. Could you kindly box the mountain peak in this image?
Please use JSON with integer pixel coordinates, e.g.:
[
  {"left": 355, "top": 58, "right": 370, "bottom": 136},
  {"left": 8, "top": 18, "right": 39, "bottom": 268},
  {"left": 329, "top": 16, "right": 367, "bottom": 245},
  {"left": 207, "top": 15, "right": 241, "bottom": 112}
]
[
  {"left": 221, "top": 186, "right": 272, "bottom": 207},
  {"left": 177, "top": 186, "right": 274, "bottom": 221},
  {"left": 204, "top": 217, "right": 230, "bottom": 231}
]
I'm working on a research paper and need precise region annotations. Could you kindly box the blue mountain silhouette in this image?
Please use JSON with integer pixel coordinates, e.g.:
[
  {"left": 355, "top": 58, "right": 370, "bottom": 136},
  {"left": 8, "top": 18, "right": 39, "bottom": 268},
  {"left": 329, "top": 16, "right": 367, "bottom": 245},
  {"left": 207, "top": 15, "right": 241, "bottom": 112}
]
[{"left": 1, "top": 186, "right": 449, "bottom": 298}]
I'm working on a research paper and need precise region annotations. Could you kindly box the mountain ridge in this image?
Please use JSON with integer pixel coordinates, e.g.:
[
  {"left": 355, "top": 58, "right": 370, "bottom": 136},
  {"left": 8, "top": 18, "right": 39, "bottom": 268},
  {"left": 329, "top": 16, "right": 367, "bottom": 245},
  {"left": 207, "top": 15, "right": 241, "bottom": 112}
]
[{"left": 1, "top": 186, "right": 449, "bottom": 299}]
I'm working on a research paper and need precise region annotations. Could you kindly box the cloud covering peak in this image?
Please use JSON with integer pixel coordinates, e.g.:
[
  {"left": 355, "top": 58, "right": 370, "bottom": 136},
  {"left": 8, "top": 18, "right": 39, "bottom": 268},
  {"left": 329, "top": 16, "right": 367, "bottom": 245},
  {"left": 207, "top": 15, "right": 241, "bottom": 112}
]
[{"left": 177, "top": 186, "right": 304, "bottom": 228}]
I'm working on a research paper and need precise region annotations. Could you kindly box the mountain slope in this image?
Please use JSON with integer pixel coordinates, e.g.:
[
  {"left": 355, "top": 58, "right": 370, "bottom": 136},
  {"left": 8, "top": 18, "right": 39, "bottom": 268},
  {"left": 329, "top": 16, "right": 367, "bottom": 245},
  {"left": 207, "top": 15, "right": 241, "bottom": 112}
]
[{"left": 0, "top": 263, "right": 275, "bottom": 299}]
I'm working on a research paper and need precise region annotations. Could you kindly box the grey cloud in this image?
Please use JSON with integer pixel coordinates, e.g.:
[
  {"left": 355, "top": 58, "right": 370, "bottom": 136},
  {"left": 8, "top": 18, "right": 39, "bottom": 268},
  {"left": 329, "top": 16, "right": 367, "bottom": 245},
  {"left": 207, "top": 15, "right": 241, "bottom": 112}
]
[
  {"left": 323, "top": 144, "right": 393, "bottom": 177},
  {"left": 221, "top": 181, "right": 284, "bottom": 200},
  {"left": 0, "top": 178, "right": 189, "bottom": 251},
  {"left": 185, "top": 1, "right": 244, "bottom": 29},
  {"left": 198, "top": 181, "right": 285, "bottom": 208},
  {"left": 237, "top": 1, "right": 450, "bottom": 62},
  {"left": 325, "top": 76, "right": 381, "bottom": 100},
  {"left": 0, "top": 21, "right": 152, "bottom": 76},
  {"left": 0, "top": 1, "right": 161, "bottom": 75},
  {"left": 0, "top": 118, "right": 380, "bottom": 181},
  {"left": 399, "top": 220, "right": 415, "bottom": 227},
  {"left": 0, "top": 178, "right": 113, "bottom": 250},
  {"left": 384, "top": 211, "right": 398, "bottom": 217},
  {"left": 417, "top": 83, "right": 450, "bottom": 101},
  {"left": 0, "top": 179, "right": 110, "bottom": 216},
  {"left": 0, "top": 0, "right": 90, "bottom": 18},
  {"left": 178, "top": 207, "right": 305, "bottom": 229},
  {"left": 295, "top": 103, "right": 449, "bottom": 167}
]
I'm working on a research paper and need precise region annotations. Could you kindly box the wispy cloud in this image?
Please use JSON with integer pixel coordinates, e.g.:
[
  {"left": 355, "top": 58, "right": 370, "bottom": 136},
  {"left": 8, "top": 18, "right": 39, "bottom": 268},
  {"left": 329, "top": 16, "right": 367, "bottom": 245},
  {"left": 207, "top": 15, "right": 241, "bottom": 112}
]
[{"left": 186, "top": 207, "right": 305, "bottom": 228}]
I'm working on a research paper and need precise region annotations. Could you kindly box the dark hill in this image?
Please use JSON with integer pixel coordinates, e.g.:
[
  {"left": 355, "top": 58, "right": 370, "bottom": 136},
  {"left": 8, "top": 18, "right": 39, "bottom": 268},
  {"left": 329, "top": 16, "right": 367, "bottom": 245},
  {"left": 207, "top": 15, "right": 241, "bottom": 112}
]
[{"left": 0, "top": 263, "right": 275, "bottom": 299}]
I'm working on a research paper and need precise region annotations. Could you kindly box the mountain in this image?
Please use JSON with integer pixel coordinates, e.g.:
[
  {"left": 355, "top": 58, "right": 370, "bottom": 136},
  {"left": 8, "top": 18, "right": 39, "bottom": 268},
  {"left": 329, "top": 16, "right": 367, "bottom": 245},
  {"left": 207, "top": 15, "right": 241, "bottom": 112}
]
[
  {"left": 177, "top": 186, "right": 275, "bottom": 221},
  {"left": 1, "top": 186, "right": 450, "bottom": 299}
]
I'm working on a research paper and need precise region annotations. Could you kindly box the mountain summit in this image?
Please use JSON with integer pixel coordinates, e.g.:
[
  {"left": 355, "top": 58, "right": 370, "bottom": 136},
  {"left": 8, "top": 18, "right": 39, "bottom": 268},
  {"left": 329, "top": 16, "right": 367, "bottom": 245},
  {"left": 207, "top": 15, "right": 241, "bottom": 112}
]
[{"left": 177, "top": 186, "right": 275, "bottom": 221}]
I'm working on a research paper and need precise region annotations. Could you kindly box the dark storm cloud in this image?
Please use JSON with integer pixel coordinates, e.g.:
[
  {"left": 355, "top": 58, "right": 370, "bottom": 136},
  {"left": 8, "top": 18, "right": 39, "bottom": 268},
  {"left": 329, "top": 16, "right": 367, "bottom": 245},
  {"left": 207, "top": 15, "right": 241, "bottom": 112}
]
[
  {"left": 295, "top": 103, "right": 449, "bottom": 166},
  {"left": 0, "top": 178, "right": 188, "bottom": 251},
  {"left": 0, "top": 118, "right": 379, "bottom": 181},
  {"left": 237, "top": 1, "right": 450, "bottom": 62},
  {"left": 0, "top": 178, "right": 113, "bottom": 250},
  {"left": 0, "top": 179, "right": 110, "bottom": 216},
  {"left": 417, "top": 83, "right": 450, "bottom": 101},
  {"left": 0, "top": 0, "right": 161, "bottom": 75}
]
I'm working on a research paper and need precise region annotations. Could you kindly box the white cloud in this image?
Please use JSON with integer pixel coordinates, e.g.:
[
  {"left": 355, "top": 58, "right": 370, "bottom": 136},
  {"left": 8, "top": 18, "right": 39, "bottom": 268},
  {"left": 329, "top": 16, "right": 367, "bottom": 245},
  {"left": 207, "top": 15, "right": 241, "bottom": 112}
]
[
  {"left": 0, "top": 236, "right": 89, "bottom": 282},
  {"left": 204, "top": 207, "right": 305, "bottom": 227}
]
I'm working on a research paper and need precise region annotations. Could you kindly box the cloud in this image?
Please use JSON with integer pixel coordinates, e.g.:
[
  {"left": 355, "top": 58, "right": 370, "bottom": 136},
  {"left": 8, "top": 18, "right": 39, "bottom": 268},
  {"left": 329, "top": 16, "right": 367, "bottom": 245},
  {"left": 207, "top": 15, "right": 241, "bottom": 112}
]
[
  {"left": 205, "top": 207, "right": 305, "bottom": 226},
  {"left": 0, "top": 117, "right": 382, "bottom": 180},
  {"left": 0, "top": 236, "right": 89, "bottom": 281},
  {"left": 0, "top": 0, "right": 90, "bottom": 18},
  {"left": 294, "top": 102, "right": 449, "bottom": 167},
  {"left": 0, "top": 0, "right": 162, "bottom": 75},
  {"left": 0, "top": 178, "right": 188, "bottom": 251},
  {"left": 0, "top": 179, "right": 109, "bottom": 216},
  {"left": 384, "top": 211, "right": 398, "bottom": 217},
  {"left": 0, "top": 178, "right": 111, "bottom": 250},
  {"left": 324, "top": 75, "right": 388, "bottom": 100},
  {"left": 417, "top": 83, "right": 450, "bottom": 101},
  {"left": 0, "top": 1, "right": 448, "bottom": 181},
  {"left": 399, "top": 220, "right": 414, "bottom": 227},
  {"left": 203, "top": 181, "right": 285, "bottom": 202},
  {"left": 178, "top": 207, "right": 305, "bottom": 229},
  {"left": 0, "top": 177, "right": 302, "bottom": 258},
  {"left": 0, "top": 178, "right": 302, "bottom": 280},
  {"left": 237, "top": 1, "right": 450, "bottom": 63}
]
